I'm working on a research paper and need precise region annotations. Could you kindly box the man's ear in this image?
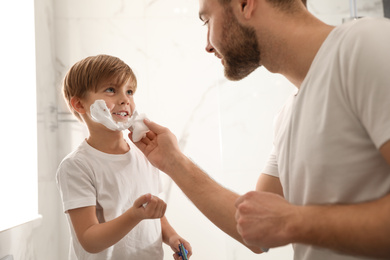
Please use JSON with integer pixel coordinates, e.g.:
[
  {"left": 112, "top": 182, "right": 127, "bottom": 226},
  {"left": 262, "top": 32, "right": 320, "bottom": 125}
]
[
  {"left": 70, "top": 96, "right": 86, "bottom": 114},
  {"left": 238, "top": 0, "right": 256, "bottom": 20}
]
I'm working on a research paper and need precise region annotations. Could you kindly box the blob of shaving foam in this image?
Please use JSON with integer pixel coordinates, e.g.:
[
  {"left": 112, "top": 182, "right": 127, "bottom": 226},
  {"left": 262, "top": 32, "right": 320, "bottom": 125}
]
[
  {"left": 129, "top": 112, "right": 149, "bottom": 142},
  {"left": 90, "top": 99, "right": 149, "bottom": 142}
]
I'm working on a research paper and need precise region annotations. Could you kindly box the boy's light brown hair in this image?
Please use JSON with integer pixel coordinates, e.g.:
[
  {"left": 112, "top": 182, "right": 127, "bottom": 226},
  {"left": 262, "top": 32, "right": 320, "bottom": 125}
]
[{"left": 62, "top": 54, "right": 137, "bottom": 121}]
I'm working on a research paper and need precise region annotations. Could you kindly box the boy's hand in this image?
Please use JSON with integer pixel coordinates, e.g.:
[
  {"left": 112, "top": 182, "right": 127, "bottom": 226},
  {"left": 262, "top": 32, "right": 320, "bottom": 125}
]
[
  {"left": 168, "top": 235, "right": 192, "bottom": 259},
  {"left": 132, "top": 193, "right": 167, "bottom": 220}
]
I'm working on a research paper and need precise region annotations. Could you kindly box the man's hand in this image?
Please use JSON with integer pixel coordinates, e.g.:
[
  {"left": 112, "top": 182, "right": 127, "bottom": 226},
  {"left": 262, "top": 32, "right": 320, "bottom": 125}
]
[
  {"left": 235, "top": 191, "right": 301, "bottom": 249},
  {"left": 129, "top": 119, "right": 183, "bottom": 173}
]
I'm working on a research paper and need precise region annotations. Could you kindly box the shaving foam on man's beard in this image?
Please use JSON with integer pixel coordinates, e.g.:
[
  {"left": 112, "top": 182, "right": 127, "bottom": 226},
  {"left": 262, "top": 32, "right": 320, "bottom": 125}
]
[{"left": 90, "top": 99, "right": 149, "bottom": 142}]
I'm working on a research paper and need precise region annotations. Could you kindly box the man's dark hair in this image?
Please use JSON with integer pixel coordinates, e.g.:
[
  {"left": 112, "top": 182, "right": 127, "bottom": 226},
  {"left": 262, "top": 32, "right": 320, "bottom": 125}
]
[{"left": 219, "top": 0, "right": 307, "bottom": 8}]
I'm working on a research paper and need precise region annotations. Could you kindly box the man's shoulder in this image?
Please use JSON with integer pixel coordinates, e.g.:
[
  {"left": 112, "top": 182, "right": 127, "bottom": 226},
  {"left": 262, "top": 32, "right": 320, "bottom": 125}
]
[{"left": 337, "top": 17, "right": 390, "bottom": 44}]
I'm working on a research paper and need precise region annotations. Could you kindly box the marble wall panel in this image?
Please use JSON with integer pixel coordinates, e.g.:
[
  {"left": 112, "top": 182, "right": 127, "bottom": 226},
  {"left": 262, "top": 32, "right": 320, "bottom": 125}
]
[{"left": 308, "top": 0, "right": 384, "bottom": 25}]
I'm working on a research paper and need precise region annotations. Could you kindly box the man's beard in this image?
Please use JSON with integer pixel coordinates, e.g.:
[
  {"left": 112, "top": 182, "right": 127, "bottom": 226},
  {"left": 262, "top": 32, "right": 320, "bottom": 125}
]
[{"left": 220, "top": 6, "right": 261, "bottom": 81}]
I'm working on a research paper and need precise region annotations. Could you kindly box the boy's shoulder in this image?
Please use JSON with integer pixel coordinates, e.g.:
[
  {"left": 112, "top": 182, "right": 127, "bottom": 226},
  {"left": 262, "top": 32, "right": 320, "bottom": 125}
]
[{"left": 57, "top": 140, "right": 90, "bottom": 170}]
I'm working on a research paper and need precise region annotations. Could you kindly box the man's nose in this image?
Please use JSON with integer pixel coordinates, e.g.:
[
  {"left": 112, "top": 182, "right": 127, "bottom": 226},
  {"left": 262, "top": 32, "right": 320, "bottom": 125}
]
[
  {"left": 205, "top": 31, "right": 214, "bottom": 53},
  {"left": 205, "top": 42, "right": 214, "bottom": 53}
]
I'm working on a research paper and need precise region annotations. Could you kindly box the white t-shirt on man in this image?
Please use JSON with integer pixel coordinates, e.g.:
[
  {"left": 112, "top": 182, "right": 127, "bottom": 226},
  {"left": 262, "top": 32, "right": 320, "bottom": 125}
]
[
  {"left": 56, "top": 137, "right": 163, "bottom": 260},
  {"left": 263, "top": 18, "right": 390, "bottom": 260}
]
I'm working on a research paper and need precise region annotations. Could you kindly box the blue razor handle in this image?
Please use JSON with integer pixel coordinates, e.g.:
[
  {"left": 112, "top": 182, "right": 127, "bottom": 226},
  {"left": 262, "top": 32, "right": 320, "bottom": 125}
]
[{"left": 178, "top": 243, "right": 188, "bottom": 260}]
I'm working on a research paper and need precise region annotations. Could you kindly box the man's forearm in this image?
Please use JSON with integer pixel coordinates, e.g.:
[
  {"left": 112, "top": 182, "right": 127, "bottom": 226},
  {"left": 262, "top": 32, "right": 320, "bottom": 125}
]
[
  {"left": 294, "top": 193, "right": 390, "bottom": 259},
  {"left": 133, "top": 121, "right": 262, "bottom": 252},
  {"left": 164, "top": 154, "right": 262, "bottom": 253}
]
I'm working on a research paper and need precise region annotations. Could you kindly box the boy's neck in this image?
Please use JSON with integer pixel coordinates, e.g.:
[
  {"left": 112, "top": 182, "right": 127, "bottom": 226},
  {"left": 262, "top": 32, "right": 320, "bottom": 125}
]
[{"left": 86, "top": 130, "right": 130, "bottom": 154}]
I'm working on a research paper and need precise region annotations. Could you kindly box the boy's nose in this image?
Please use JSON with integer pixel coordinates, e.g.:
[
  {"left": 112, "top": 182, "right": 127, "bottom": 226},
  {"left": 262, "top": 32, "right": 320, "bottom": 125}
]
[
  {"left": 120, "top": 98, "right": 130, "bottom": 105},
  {"left": 118, "top": 94, "right": 130, "bottom": 105}
]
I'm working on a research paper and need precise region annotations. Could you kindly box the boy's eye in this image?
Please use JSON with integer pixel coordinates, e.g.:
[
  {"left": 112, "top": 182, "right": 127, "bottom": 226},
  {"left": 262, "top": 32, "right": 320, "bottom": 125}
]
[
  {"left": 105, "top": 87, "right": 115, "bottom": 93},
  {"left": 127, "top": 89, "right": 134, "bottom": 95}
]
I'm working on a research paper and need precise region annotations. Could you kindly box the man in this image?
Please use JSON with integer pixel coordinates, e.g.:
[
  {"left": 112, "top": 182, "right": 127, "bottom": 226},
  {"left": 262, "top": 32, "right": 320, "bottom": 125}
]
[{"left": 130, "top": 0, "right": 390, "bottom": 259}]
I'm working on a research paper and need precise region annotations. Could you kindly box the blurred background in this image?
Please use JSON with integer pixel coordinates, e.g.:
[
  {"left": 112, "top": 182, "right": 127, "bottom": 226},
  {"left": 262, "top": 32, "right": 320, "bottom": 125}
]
[{"left": 0, "top": 0, "right": 387, "bottom": 259}]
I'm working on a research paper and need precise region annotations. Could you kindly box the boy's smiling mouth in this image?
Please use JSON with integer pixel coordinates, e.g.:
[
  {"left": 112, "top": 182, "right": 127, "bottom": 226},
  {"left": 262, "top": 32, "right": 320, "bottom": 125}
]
[{"left": 113, "top": 111, "right": 129, "bottom": 117}]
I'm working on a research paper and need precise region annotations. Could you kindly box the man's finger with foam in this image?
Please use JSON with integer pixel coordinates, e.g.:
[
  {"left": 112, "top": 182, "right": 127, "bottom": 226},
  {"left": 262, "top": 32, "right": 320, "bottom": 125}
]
[
  {"left": 129, "top": 113, "right": 150, "bottom": 142},
  {"left": 142, "top": 119, "right": 168, "bottom": 135},
  {"left": 130, "top": 120, "right": 184, "bottom": 174}
]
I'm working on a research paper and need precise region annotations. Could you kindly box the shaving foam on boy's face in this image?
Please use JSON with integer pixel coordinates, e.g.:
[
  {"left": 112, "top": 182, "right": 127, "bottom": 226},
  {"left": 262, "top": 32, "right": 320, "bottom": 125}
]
[
  {"left": 90, "top": 99, "right": 132, "bottom": 131},
  {"left": 90, "top": 99, "right": 149, "bottom": 141}
]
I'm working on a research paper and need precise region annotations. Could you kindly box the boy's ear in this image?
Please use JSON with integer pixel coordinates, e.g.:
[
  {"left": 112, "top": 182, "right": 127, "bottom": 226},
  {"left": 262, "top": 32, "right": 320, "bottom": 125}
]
[
  {"left": 238, "top": 0, "right": 256, "bottom": 20},
  {"left": 70, "top": 96, "right": 86, "bottom": 114}
]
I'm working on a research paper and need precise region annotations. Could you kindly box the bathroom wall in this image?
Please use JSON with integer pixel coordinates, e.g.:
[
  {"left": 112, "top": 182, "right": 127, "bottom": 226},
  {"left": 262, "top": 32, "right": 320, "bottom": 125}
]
[{"left": 0, "top": 0, "right": 385, "bottom": 259}]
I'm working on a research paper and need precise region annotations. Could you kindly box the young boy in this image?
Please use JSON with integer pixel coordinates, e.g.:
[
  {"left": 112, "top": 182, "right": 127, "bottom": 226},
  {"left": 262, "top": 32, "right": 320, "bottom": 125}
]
[{"left": 56, "top": 54, "right": 191, "bottom": 260}]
